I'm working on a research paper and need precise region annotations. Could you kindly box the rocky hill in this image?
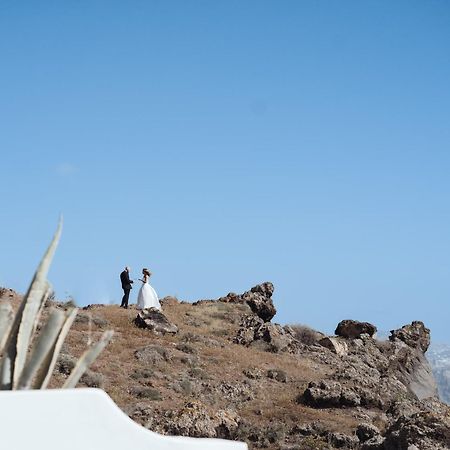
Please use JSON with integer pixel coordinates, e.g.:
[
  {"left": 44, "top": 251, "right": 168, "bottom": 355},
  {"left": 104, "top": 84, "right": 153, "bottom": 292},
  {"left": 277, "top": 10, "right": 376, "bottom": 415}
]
[{"left": 1, "top": 284, "right": 450, "bottom": 450}]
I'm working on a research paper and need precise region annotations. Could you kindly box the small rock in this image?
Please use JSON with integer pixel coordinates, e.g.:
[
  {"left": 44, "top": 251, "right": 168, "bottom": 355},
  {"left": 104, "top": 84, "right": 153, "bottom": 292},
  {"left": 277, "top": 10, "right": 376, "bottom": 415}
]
[
  {"left": 130, "top": 368, "right": 155, "bottom": 380},
  {"left": 243, "top": 368, "right": 264, "bottom": 380},
  {"left": 175, "top": 343, "right": 197, "bottom": 354},
  {"left": 267, "top": 369, "right": 287, "bottom": 383},
  {"left": 129, "top": 386, "right": 161, "bottom": 400},
  {"left": 356, "top": 423, "right": 381, "bottom": 442}
]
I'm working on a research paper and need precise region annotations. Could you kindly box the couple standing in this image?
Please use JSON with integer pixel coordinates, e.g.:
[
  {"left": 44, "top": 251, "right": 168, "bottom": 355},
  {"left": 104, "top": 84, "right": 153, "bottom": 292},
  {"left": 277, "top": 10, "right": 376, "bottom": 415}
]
[{"left": 120, "top": 267, "right": 161, "bottom": 310}]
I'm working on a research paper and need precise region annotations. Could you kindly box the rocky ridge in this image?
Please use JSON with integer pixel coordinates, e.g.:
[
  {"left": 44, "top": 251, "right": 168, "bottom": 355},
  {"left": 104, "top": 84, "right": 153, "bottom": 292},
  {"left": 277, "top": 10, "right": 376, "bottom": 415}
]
[{"left": 1, "top": 283, "right": 449, "bottom": 449}]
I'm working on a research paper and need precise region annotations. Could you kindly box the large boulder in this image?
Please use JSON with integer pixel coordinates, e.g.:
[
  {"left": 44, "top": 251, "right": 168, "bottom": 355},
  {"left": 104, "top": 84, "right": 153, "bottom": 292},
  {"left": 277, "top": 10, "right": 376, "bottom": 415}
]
[
  {"left": 335, "top": 320, "right": 377, "bottom": 339},
  {"left": 242, "top": 282, "right": 276, "bottom": 322},
  {"left": 389, "top": 321, "right": 431, "bottom": 353},
  {"left": 134, "top": 309, "right": 178, "bottom": 335},
  {"left": 214, "top": 282, "right": 276, "bottom": 322}
]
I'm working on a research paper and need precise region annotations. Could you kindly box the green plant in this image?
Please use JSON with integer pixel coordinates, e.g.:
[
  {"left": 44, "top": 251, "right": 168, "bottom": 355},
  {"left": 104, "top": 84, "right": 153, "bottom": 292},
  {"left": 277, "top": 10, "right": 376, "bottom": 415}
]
[{"left": 0, "top": 219, "right": 113, "bottom": 390}]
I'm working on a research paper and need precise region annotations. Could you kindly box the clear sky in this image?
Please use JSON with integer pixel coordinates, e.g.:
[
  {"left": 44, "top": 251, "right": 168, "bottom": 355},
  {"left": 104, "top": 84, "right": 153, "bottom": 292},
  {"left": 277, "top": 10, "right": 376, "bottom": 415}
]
[{"left": 1, "top": 1, "right": 450, "bottom": 342}]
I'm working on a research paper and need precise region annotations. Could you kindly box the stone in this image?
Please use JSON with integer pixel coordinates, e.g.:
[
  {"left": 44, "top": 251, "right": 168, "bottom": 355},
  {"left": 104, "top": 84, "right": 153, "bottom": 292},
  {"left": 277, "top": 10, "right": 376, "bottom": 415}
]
[
  {"left": 146, "top": 401, "right": 239, "bottom": 439},
  {"left": 301, "top": 380, "right": 361, "bottom": 408},
  {"left": 267, "top": 369, "right": 287, "bottom": 383},
  {"left": 253, "top": 322, "right": 298, "bottom": 353},
  {"left": 356, "top": 423, "right": 381, "bottom": 443},
  {"left": 129, "top": 386, "right": 161, "bottom": 400},
  {"left": 360, "top": 435, "right": 385, "bottom": 450},
  {"left": 383, "top": 411, "right": 450, "bottom": 450},
  {"left": 389, "top": 321, "right": 431, "bottom": 353},
  {"left": 318, "top": 336, "right": 349, "bottom": 356},
  {"left": 243, "top": 368, "right": 263, "bottom": 380},
  {"left": 242, "top": 282, "right": 276, "bottom": 322},
  {"left": 175, "top": 343, "right": 197, "bottom": 354},
  {"left": 335, "top": 320, "right": 377, "bottom": 339},
  {"left": 130, "top": 368, "right": 154, "bottom": 380},
  {"left": 134, "top": 309, "right": 178, "bottom": 335},
  {"left": 234, "top": 315, "right": 264, "bottom": 346},
  {"left": 328, "top": 432, "right": 359, "bottom": 448},
  {"left": 218, "top": 282, "right": 276, "bottom": 322}
]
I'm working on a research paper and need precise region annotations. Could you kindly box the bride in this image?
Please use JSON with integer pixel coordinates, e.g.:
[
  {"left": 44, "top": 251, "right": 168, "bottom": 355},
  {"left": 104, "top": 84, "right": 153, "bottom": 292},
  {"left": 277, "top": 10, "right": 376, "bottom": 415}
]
[{"left": 136, "top": 268, "right": 161, "bottom": 310}]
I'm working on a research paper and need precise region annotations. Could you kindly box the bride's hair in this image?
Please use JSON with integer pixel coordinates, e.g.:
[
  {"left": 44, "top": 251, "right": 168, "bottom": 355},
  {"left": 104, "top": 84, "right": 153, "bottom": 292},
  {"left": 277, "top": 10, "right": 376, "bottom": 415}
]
[{"left": 142, "top": 268, "right": 151, "bottom": 277}]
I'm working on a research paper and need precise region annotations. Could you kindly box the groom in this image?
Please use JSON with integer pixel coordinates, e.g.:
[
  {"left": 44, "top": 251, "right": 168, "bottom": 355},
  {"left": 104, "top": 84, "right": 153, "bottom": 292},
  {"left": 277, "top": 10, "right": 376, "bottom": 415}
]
[{"left": 120, "top": 266, "right": 133, "bottom": 308}]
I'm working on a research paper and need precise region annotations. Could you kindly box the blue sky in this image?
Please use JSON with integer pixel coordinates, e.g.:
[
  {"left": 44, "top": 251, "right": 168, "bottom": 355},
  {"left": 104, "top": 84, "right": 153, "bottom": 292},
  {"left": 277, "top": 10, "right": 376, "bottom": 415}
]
[{"left": 1, "top": 1, "right": 450, "bottom": 341}]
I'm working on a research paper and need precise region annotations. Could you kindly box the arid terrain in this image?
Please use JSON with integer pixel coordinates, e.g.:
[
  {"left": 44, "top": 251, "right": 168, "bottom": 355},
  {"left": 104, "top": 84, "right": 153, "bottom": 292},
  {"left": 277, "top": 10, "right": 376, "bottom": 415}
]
[{"left": 1, "top": 284, "right": 450, "bottom": 449}]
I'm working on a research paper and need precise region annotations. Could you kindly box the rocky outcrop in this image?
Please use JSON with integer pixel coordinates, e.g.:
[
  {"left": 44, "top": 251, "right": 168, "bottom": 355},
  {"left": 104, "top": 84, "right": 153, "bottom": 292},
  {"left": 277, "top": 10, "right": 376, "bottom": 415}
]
[
  {"left": 388, "top": 321, "right": 437, "bottom": 400},
  {"left": 299, "top": 320, "right": 439, "bottom": 420},
  {"left": 301, "top": 380, "right": 361, "bottom": 408},
  {"left": 318, "top": 336, "right": 349, "bottom": 356},
  {"left": 234, "top": 315, "right": 299, "bottom": 353},
  {"left": 383, "top": 411, "right": 450, "bottom": 450},
  {"left": 134, "top": 309, "right": 178, "bottom": 335},
  {"left": 219, "top": 282, "right": 276, "bottom": 322},
  {"left": 335, "top": 320, "right": 377, "bottom": 339},
  {"left": 389, "top": 320, "right": 431, "bottom": 353},
  {"left": 144, "top": 401, "right": 240, "bottom": 439}
]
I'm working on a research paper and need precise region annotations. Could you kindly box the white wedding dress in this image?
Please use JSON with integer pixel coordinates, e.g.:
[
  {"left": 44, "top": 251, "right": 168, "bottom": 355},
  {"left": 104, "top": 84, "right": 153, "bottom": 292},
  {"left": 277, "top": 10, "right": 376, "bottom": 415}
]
[{"left": 137, "top": 280, "right": 161, "bottom": 310}]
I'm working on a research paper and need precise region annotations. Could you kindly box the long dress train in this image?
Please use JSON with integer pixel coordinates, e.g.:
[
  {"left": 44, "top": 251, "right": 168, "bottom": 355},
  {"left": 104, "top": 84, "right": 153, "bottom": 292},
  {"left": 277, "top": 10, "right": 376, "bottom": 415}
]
[{"left": 136, "top": 281, "right": 161, "bottom": 310}]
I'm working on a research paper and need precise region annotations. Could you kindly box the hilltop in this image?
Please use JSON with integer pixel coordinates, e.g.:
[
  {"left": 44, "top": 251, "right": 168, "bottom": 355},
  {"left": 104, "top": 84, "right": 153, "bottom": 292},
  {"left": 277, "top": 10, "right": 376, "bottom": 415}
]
[{"left": 1, "top": 284, "right": 450, "bottom": 450}]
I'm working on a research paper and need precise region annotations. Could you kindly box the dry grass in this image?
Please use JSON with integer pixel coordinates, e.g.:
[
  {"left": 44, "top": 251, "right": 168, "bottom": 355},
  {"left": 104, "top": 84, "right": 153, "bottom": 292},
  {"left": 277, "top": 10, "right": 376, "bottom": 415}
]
[{"left": 3, "top": 292, "right": 360, "bottom": 445}]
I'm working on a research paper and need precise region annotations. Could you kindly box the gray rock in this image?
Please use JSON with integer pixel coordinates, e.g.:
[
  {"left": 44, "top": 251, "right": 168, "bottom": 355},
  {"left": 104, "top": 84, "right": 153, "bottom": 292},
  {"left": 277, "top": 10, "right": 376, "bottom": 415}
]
[
  {"left": 267, "top": 369, "right": 287, "bottom": 383},
  {"left": 356, "top": 423, "right": 381, "bottom": 442},
  {"left": 328, "top": 431, "right": 359, "bottom": 448},
  {"left": 383, "top": 411, "right": 450, "bottom": 450},
  {"left": 301, "top": 380, "right": 361, "bottom": 408},
  {"left": 389, "top": 321, "right": 431, "bottom": 353},
  {"left": 253, "top": 322, "right": 299, "bottom": 353},
  {"left": 146, "top": 401, "right": 239, "bottom": 439},
  {"left": 243, "top": 368, "right": 264, "bottom": 380},
  {"left": 134, "top": 309, "right": 178, "bottom": 335},
  {"left": 318, "top": 336, "right": 349, "bottom": 356}
]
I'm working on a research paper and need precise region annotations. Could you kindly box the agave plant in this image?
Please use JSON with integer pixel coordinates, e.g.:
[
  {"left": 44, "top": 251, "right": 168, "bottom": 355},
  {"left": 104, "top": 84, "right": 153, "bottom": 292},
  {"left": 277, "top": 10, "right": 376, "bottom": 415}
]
[{"left": 0, "top": 219, "right": 113, "bottom": 390}]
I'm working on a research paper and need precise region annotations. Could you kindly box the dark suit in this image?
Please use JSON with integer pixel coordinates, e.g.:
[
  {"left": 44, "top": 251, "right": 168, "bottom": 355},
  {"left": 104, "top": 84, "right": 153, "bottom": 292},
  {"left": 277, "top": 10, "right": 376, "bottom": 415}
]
[{"left": 120, "top": 270, "right": 133, "bottom": 308}]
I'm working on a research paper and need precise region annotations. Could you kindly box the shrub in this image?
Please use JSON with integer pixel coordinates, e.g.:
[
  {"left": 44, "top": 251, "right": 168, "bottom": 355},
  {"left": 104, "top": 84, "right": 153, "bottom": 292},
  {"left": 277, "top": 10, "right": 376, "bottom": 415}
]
[{"left": 289, "top": 324, "right": 323, "bottom": 345}]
